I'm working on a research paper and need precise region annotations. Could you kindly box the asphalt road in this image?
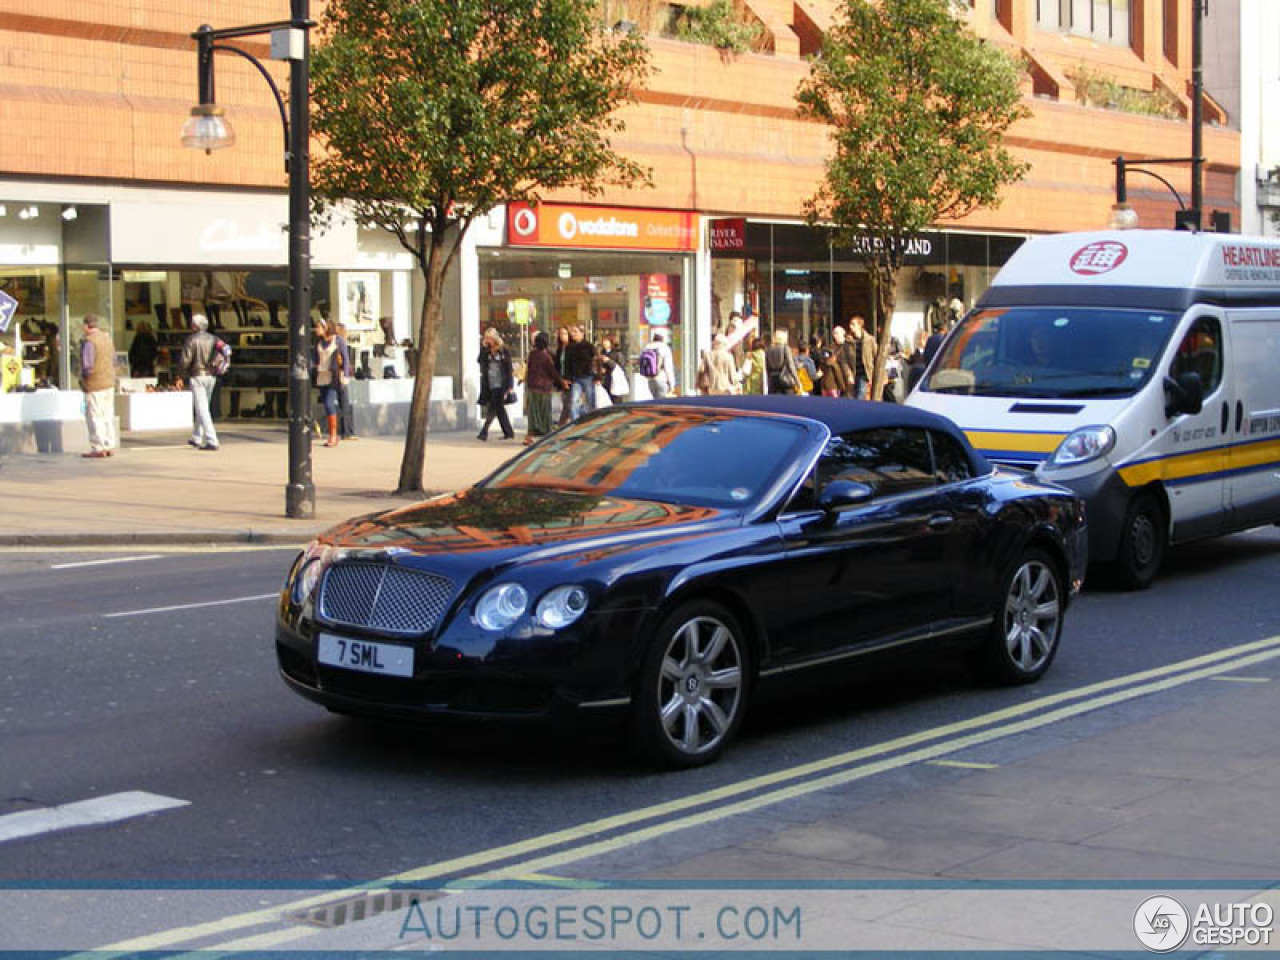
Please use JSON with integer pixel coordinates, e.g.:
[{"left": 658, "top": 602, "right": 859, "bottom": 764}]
[{"left": 1, "top": 527, "right": 1278, "bottom": 888}]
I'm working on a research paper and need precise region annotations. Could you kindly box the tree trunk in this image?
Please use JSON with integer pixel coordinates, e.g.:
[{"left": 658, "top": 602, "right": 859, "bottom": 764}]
[
  {"left": 869, "top": 263, "right": 897, "bottom": 402},
  {"left": 396, "top": 232, "right": 447, "bottom": 495}
]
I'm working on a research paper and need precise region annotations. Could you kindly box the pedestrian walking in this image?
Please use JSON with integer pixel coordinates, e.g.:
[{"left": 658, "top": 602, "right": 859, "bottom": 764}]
[
  {"left": 599, "top": 336, "right": 629, "bottom": 405},
  {"left": 737, "top": 336, "right": 765, "bottom": 395},
  {"left": 847, "top": 315, "right": 877, "bottom": 400},
  {"left": 564, "top": 325, "right": 598, "bottom": 418},
  {"left": 765, "top": 329, "right": 801, "bottom": 395},
  {"left": 701, "top": 333, "right": 740, "bottom": 395},
  {"left": 476, "top": 327, "right": 516, "bottom": 442},
  {"left": 181, "top": 313, "right": 225, "bottom": 451},
  {"left": 79, "top": 313, "right": 116, "bottom": 458},
  {"left": 312, "top": 321, "right": 344, "bottom": 447},
  {"left": 335, "top": 322, "right": 358, "bottom": 439},
  {"left": 553, "top": 327, "right": 574, "bottom": 426},
  {"left": 641, "top": 328, "right": 676, "bottom": 398},
  {"left": 522, "top": 331, "right": 563, "bottom": 444}
]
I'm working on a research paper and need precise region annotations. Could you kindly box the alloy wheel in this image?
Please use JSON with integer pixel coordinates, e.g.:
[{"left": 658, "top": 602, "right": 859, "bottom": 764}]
[
  {"left": 1003, "top": 559, "right": 1061, "bottom": 674},
  {"left": 656, "top": 615, "right": 744, "bottom": 757}
]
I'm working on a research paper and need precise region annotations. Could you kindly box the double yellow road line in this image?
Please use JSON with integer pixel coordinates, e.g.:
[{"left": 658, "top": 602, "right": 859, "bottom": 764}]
[{"left": 91, "top": 634, "right": 1280, "bottom": 956}]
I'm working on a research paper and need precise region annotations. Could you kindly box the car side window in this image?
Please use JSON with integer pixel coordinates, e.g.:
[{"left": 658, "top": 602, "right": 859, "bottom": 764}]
[
  {"left": 817, "top": 428, "right": 936, "bottom": 499},
  {"left": 1169, "top": 316, "right": 1223, "bottom": 396},
  {"left": 929, "top": 431, "right": 974, "bottom": 484}
]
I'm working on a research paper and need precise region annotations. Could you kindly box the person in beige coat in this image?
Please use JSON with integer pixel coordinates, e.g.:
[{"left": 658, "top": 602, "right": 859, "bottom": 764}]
[{"left": 699, "top": 333, "right": 741, "bottom": 395}]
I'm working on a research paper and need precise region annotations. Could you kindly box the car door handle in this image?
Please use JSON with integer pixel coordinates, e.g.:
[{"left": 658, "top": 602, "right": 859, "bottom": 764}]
[
  {"left": 1221, "top": 402, "right": 1230, "bottom": 434},
  {"left": 927, "top": 513, "right": 955, "bottom": 530},
  {"left": 1236, "top": 400, "right": 1244, "bottom": 433}
]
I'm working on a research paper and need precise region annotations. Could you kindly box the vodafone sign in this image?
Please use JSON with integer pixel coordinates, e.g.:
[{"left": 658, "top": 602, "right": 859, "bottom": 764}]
[{"left": 507, "top": 203, "right": 698, "bottom": 251}]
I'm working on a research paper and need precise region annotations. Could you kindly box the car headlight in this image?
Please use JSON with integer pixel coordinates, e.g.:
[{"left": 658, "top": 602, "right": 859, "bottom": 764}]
[
  {"left": 536, "top": 585, "right": 590, "bottom": 630},
  {"left": 475, "top": 583, "right": 529, "bottom": 631},
  {"left": 1047, "top": 425, "right": 1116, "bottom": 468},
  {"left": 290, "top": 543, "right": 340, "bottom": 605}
]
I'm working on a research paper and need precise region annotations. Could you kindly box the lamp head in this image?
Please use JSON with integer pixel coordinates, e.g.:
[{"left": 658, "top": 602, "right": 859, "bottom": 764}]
[
  {"left": 181, "top": 103, "right": 235, "bottom": 154},
  {"left": 1108, "top": 202, "right": 1139, "bottom": 230}
]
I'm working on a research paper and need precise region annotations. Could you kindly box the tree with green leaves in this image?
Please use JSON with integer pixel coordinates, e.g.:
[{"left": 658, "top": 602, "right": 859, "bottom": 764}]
[
  {"left": 796, "top": 0, "right": 1028, "bottom": 400},
  {"left": 310, "top": 0, "right": 650, "bottom": 494}
]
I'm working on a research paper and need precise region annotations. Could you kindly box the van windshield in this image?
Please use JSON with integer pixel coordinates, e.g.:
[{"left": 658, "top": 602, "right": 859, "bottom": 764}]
[{"left": 923, "top": 307, "right": 1179, "bottom": 398}]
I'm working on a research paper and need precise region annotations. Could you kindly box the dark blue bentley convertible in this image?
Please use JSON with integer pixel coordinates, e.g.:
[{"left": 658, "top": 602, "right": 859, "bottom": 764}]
[{"left": 277, "top": 397, "right": 1087, "bottom": 767}]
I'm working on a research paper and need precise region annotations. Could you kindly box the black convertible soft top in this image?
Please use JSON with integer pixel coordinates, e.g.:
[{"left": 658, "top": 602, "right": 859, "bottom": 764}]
[{"left": 650, "top": 395, "right": 992, "bottom": 475}]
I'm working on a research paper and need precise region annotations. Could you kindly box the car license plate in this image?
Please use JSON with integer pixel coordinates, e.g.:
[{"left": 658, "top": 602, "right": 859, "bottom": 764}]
[{"left": 317, "top": 633, "right": 413, "bottom": 678}]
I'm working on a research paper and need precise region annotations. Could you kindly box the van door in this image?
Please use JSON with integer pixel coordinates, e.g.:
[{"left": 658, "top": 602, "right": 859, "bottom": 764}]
[
  {"left": 1148, "top": 314, "right": 1230, "bottom": 542},
  {"left": 1224, "top": 311, "right": 1280, "bottom": 529}
]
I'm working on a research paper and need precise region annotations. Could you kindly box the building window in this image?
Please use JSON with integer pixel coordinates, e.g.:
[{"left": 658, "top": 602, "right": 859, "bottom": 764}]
[
  {"left": 1163, "top": 0, "right": 1179, "bottom": 64},
  {"left": 1037, "top": 0, "right": 1130, "bottom": 48}
]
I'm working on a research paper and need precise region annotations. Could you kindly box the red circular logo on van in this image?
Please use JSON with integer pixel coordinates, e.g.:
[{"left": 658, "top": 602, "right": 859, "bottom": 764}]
[{"left": 1070, "top": 241, "right": 1128, "bottom": 275}]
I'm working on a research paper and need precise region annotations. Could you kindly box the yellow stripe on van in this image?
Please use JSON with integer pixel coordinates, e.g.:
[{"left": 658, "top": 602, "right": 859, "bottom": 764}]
[
  {"left": 1117, "top": 437, "right": 1280, "bottom": 487},
  {"left": 1227, "top": 437, "right": 1280, "bottom": 474},
  {"left": 963, "top": 430, "right": 1066, "bottom": 454},
  {"left": 1118, "top": 447, "right": 1226, "bottom": 487}
]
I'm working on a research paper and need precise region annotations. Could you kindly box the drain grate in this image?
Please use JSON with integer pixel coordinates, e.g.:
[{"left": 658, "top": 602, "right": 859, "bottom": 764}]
[{"left": 286, "top": 888, "right": 441, "bottom": 929}]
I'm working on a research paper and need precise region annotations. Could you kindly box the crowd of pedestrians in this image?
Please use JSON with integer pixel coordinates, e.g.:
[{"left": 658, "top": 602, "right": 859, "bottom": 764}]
[{"left": 470, "top": 311, "right": 955, "bottom": 442}]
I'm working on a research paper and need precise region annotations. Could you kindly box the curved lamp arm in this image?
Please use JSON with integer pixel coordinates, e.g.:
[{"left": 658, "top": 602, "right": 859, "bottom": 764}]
[{"left": 210, "top": 43, "right": 292, "bottom": 172}]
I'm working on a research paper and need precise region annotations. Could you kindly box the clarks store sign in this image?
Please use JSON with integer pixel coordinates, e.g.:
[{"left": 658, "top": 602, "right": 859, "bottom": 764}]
[{"left": 507, "top": 203, "right": 698, "bottom": 252}]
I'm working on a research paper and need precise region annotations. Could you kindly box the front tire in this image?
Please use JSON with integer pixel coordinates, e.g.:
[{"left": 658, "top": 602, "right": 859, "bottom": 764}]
[
  {"left": 1111, "top": 492, "right": 1166, "bottom": 590},
  {"left": 631, "top": 601, "right": 749, "bottom": 769},
  {"left": 977, "top": 549, "right": 1064, "bottom": 685}
]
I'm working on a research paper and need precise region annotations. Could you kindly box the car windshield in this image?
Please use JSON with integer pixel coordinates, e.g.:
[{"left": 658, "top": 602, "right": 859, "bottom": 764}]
[
  {"left": 482, "top": 407, "right": 813, "bottom": 509},
  {"left": 923, "top": 306, "right": 1179, "bottom": 399}
]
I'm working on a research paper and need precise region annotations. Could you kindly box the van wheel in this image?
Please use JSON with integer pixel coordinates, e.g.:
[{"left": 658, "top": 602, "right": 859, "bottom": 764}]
[
  {"left": 630, "top": 601, "right": 748, "bottom": 769},
  {"left": 1112, "top": 492, "right": 1165, "bottom": 590}
]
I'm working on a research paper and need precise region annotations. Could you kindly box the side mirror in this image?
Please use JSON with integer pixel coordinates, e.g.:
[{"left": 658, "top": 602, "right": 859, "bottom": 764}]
[
  {"left": 1164, "top": 371, "right": 1204, "bottom": 418},
  {"left": 817, "top": 480, "right": 875, "bottom": 512}
]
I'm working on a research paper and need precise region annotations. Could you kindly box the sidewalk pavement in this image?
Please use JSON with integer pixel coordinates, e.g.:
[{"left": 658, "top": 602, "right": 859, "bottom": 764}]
[{"left": 0, "top": 424, "right": 516, "bottom": 546}]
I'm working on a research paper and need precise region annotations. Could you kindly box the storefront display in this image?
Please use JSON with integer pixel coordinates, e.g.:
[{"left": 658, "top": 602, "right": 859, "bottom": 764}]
[
  {"left": 710, "top": 219, "right": 1027, "bottom": 349},
  {"left": 486, "top": 203, "right": 697, "bottom": 394}
]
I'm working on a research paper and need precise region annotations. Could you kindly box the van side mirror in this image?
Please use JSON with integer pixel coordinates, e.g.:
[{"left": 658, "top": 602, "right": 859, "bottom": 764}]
[
  {"left": 1164, "top": 372, "right": 1204, "bottom": 418},
  {"left": 817, "top": 480, "right": 875, "bottom": 512}
]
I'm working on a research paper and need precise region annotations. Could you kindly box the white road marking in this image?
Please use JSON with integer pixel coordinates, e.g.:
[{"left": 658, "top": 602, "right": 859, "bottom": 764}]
[
  {"left": 104, "top": 593, "right": 278, "bottom": 619},
  {"left": 50, "top": 554, "right": 162, "bottom": 570},
  {"left": 0, "top": 791, "right": 189, "bottom": 844}
]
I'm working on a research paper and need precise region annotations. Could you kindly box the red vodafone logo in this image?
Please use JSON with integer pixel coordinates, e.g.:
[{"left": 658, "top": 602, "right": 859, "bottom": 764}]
[
  {"left": 1070, "top": 241, "right": 1128, "bottom": 275},
  {"left": 511, "top": 206, "right": 538, "bottom": 238}
]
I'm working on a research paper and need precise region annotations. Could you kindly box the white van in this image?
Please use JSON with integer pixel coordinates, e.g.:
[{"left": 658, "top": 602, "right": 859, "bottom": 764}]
[{"left": 908, "top": 229, "right": 1280, "bottom": 588}]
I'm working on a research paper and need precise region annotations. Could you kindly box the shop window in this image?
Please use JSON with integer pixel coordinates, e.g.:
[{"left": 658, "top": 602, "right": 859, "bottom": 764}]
[
  {"left": 2, "top": 269, "right": 61, "bottom": 389},
  {"left": 479, "top": 249, "right": 689, "bottom": 397}
]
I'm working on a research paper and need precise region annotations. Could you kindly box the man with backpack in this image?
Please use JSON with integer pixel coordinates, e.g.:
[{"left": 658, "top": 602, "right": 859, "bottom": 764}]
[
  {"left": 640, "top": 329, "right": 675, "bottom": 398},
  {"left": 181, "top": 313, "right": 230, "bottom": 451}
]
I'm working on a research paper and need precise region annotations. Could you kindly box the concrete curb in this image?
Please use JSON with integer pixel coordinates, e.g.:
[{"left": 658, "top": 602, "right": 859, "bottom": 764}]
[{"left": 0, "top": 530, "right": 314, "bottom": 548}]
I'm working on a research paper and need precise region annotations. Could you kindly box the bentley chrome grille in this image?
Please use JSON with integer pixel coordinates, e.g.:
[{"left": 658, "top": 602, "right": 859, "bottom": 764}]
[{"left": 317, "top": 562, "right": 453, "bottom": 636}]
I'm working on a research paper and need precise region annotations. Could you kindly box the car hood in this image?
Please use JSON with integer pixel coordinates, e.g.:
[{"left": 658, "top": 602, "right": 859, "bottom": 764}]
[{"left": 318, "top": 486, "right": 736, "bottom": 577}]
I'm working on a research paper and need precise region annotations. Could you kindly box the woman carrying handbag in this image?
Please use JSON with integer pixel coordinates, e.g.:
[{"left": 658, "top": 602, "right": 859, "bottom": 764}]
[{"left": 476, "top": 327, "right": 516, "bottom": 441}]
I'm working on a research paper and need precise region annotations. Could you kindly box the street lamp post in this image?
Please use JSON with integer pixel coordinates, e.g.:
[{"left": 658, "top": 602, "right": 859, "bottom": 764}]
[
  {"left": 1109, "top": 0, "right": 1211, "bottom": 233},
  {"left": 181, "top": 1, "right": 316, "bottom": 519}
]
